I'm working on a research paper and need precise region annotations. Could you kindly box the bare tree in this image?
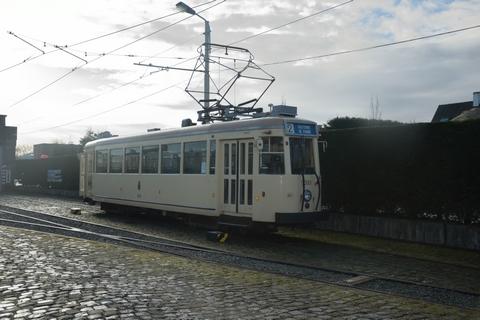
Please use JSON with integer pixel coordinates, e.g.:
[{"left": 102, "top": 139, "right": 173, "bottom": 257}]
[
  {"left": 51, "top": 138, "right": 67, "bottom": 144},
  {"left": 15, "top": 144, "right": 33, "bottom": 158},
  {"left": 79, "top": 128, "right": 115, "bottom": 147},
  {"left": 370, "top": 95, "right": 382, "bottom": 120}
]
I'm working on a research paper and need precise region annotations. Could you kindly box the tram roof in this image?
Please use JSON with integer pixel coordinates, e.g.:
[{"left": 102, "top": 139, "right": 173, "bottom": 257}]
[{"left": 86, "top": 117, "right": 316, "bottom": 148}]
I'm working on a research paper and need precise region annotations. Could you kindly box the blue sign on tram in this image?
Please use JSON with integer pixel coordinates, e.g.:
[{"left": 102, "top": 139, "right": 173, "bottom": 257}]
[{"left": 284, "top": 122, "right": 317, "bottom": 136}]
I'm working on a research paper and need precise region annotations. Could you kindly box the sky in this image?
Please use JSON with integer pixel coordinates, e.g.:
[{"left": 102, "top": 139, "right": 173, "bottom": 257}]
[{"left": 0, "top": 0, "right": 479, "bottom": 146}]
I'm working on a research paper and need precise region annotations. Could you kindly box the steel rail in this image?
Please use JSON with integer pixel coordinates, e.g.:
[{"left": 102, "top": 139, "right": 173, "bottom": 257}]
[{"left": 0, "top": 206, "right": 478, "bottom": 310}]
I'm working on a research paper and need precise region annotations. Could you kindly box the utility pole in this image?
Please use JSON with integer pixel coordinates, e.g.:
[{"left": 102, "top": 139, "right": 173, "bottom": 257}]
[{"left": 176, "top": 2, "right": 211, "bottom": 111}]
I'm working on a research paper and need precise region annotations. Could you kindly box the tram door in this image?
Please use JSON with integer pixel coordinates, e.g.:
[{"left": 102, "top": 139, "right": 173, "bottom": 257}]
[{"left": 222, "top": 140, "right": 255, "bottom": 215}]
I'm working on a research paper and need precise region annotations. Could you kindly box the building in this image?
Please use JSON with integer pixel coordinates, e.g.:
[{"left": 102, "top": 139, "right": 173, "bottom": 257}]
[
  {"left": 431, "top": 92, "right": 480, "bottom": 122},
  {"left": 13, "top": 142, "right": 82, "bottom": 196},
  {"left": 0, "top": 115, "right": 17, "bottom": 191},
  {"left": 33, "top": 143, "right": 82, "bottom": 159}
]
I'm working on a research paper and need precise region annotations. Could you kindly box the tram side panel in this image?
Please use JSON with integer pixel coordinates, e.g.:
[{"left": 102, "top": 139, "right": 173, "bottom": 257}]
[
  {"left": 79, "top": 153, "right": 86, "bottom": 197},
  {"left": 91, "top": 174, "right": 217, "bottom": 215},
  {"left": 252, "top": 174, "right": 319, "bottom": 223},
  {"left": 86, "top": 136, "right": 219, "bottom": 216}
]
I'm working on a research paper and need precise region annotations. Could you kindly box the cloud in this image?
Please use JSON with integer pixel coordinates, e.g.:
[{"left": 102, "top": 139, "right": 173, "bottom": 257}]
[{"left": 2, "top": 0, "right": 479, "bottom": 146}]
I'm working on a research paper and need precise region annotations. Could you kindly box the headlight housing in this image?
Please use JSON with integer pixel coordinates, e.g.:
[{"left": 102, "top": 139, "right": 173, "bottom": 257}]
[{"left": 303, "top": 189, "right": 312, "bottom": 202}]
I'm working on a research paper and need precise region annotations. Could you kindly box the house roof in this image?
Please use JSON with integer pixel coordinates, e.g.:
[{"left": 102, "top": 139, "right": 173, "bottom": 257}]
[
  {"left": 452, "top": 108, "right": 480, "bottom": 122},
  {"left": 431, "top": 101, "right": 473, "bottom": 122}
]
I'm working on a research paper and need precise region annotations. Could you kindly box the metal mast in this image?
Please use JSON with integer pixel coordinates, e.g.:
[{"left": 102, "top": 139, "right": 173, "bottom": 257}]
[
  {"left": 135, "top": 2, "right": 275, "bottom": 123},
  {"left": 176, "top": 2, "right": 211, "bottom": 110}
]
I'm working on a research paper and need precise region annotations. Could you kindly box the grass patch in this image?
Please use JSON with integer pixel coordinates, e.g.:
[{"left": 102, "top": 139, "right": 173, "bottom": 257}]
[{"left": 278, "top": 228, "right": 480, "bottom": 270}]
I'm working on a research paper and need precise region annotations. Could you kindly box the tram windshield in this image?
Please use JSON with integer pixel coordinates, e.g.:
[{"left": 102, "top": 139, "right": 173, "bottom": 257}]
[
  {"left": 259, "top": 137, "right": 285, "bottom": 174},
  {"left": 290, "top": 138, "right": 315, "bottom": 174}
]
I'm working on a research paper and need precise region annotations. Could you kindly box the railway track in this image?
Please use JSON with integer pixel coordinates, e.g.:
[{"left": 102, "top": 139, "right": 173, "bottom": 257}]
[{"left": 0, "top": 205, "right": 478, "bottom": 310}]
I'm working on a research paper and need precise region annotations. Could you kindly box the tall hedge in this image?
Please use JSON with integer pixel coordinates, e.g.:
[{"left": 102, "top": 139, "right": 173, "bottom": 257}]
[{"left": 319, "top": 121, "right": 480, "bottom": 224}]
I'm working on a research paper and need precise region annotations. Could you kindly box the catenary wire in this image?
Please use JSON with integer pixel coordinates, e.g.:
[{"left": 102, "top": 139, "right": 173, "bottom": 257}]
[
  {"left": 24, "top": 6, "right": 480, "bottom": 135},
  {"left": 16, "top": 72, "right": 156, "bottom": 126},
  {"left": 67, "top": 0, "right": 217, "bottom": 48},
  {"left": 6, "top": 64, "right": 83, "bottom": 110},
  {"left": 21, "top": 81, "right": 186, "bottom": 135},
  {"left": 58, "top": 0, "right": 350, "bottom": 64},
  {"left": 148, "top": 0, "right": 354, "bottom": 73},
  {"left": 0, "top": 52, "right": 44, "bottom": 73},
  {"left": 16, "top": 38, "right": 197, "bottom": 126},
  {"left": 16, "top": 0, "right": 351, "bottom": 132},
  {"left": 12, "top": 1, "right": 224, "bottom": 127},
  {"left": 261, "top": 24, "right": 480, "bottom": 66},
  {"left": 4, "top": 0, "right": 225, "bottom": 111},
  {"left": 228, "top": 0, "right": 354, "bottom": 46},
  {"left": 0, "top": 0, "right": 217, "bottom": 74},
  {"left": 16, "top": 0, "right": 352, "bottom": 132}
]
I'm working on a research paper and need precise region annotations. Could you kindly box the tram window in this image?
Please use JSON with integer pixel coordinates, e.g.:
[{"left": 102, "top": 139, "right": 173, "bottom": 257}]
[
  {"left": 259, "top": 137, "right": 284, "bottom": 174},
  {"left": 209, "top": 140, "right": 216, "bottom": 174},
  {"left": 224, "top": 144, "right": 229, "bottom": 175},
  {"left": 240, "top": 143, "right": 245, "bottom": 175},
  {"left": 95, "top": 150, "right": 108, "bottom": 173},
  {"left": 184, "top": 141, "right": 207, "bottom": 174},
  {"left": 224, "top": 179, "right": 229, "bottom": 204},
  {"left": 247, "top": 179, "right": 253, "bottom": 205},
  {"left": 290, "top": 138, "right": 315, "bottom": 174},
  {"left": 142, "top": 145, "right": 159, "bottom": 174},
  {"left": 231, "top": 179, "right": 236, "bottom": 204},
  {"left": 109, "top": 149, "right": 123, "bottom": 173},
  {"left": 125, "top": 147, "right": 140, "bottom": 173},
  {"left": 161, "top": 143, "right": 181, "bottom": 174},
  {"left": 240, "top": 179, "right": 245, "bottom": 204},
  {"left": 248, "top": 142, "right": 253, "bottom": 175},
  {"left": 231, "top": 143, "right": 237, "bottom": 175}
]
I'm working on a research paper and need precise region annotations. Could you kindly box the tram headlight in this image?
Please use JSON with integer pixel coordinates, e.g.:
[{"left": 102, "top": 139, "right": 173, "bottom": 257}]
[{"left": 303, "top": 190, "right": 312, "bottom": 202}]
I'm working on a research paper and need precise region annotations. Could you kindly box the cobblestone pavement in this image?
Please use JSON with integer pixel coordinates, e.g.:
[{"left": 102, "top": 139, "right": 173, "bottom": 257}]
[
  {"left": 1, "top": 193, "right": 479, "bottom": 296},
  {"left": 0, "top": 226, "right": 478, "bottom": 320}
]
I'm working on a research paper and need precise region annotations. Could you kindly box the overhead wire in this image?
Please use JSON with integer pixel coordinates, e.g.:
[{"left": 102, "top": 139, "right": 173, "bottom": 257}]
[
  {"left": 16, "top": 37, "right": 196, "bottom": 125},
  {"left": 261, "top": 24, "right": 480, "bottom": 66},
  {"left": 23, "top": 3, "right": 480, "bottom": 134},
  {"left": 6, "top": 64, "right": 83, "bottom": 110},
  {"left": 16, "top": 0, "right": 357, "bottom": 133},
  {"left": 16, "top": 34, "right": 199, "bottom": 125},
  {"left": 21, "top": 80, "right": 186, "bottom": 135},
  {"left": 0, "top": 52, "right": 44, "bottom": 73},
  {"left": 69, "top": 50, "right": 186, "bottom": 60},
  {"left": 46, "top": 0, "right": 351, "bottom": 126},
  {"left": 0, "top": 0, "right": 217, "bottom": 74},
  {"left": 16, "top": 72, "right": 156, "bottom": 126},
  {"left": 16, "top": 1, "right": 226, "bottom": 132},
  {"left": 228, "top": 0, "right": 354, "bottom": 46},
  {"left": 151, "top": 0, "right": 354, "bottom": 73},
  {"left": 4, "top": 0, "right": 225, "bottom": 111},
  {"left": 67, "top": 0, "right": 217, "bottom": 48}
]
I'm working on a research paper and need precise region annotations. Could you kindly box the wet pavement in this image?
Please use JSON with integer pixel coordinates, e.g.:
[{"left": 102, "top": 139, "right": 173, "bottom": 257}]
[
  {"left": 1, "top": 193, "right": 479, "bottom": 296},
  {"left": 0, "top": 225, "right": 478, "bottom": 319}
]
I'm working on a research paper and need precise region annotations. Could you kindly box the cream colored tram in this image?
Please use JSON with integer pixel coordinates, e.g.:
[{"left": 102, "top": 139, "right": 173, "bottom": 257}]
[{"left": 80, "top": 117, "right": 322, "bottom": 228}]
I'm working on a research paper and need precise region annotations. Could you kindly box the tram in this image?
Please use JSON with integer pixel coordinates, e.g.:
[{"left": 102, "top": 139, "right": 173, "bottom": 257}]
[{"left": 79, "top": 114, "right": 322, "bottom": 228}]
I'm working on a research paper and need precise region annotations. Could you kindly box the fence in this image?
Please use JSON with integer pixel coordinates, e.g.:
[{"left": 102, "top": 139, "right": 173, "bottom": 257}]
[
  {"left": 319, "top": 121, "right": 480, "bottom": 224},
  {"left": 13, "top": 156, "right": 80, "bottom": 192}
]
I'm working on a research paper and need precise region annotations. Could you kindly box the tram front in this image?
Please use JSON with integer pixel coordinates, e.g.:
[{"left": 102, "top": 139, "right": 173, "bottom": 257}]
[
  {"left": 252, "top": 118, "right": 323, "bottom": 225},
  {"left": 278, "top": 120, "right": 322, "bottom": 224}
]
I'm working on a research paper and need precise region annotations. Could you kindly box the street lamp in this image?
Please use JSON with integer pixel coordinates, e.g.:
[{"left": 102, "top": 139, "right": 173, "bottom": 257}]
[{"left": 176, "top": 1, "right": 211, "bottom": 111}]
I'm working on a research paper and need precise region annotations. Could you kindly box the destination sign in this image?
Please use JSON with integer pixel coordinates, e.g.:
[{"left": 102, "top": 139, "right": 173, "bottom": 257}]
[{"left": 284, "top": 122, "right": 317, "bottom": 136}]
